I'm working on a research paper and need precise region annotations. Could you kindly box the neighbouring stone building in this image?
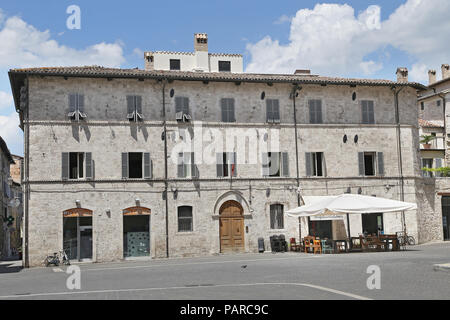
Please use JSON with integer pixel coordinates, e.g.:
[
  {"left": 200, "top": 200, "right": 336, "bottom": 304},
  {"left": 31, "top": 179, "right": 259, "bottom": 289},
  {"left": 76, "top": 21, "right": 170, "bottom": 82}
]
[
  {"left": 417, "top": 64, "right": 450, "bottom": 241},
  {"left": 9, "top": 34, "right": 439, "bottom": 267},
  {"left": 9, "top": 155, "right": 23, "bottom": 256},
  {"left": 0, "top": 136, "right": 15, "bottom": 259}
]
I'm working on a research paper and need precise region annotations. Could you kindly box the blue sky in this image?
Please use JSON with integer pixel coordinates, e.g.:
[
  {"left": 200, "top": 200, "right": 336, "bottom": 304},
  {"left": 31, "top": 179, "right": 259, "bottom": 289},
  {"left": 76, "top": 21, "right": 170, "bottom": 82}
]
[{"left": 0, "top": 0, "right": 449, "bottom": 155}]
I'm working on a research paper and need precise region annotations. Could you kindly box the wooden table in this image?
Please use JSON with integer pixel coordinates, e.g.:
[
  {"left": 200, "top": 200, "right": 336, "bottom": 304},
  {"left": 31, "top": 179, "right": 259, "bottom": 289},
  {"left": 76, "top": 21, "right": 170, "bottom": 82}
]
[
  {"left": 379, "top": 234, "right": 400, "bottom": 251},
  {"left": 332, "top": 239, "right": 348, "bottom": 253}
]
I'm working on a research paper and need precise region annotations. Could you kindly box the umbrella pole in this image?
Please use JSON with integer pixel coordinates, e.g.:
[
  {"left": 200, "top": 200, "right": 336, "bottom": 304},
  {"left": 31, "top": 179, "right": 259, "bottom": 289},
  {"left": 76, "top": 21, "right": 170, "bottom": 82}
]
[{"left": 346, "top": 213, "right": 352, "bottom": 250}]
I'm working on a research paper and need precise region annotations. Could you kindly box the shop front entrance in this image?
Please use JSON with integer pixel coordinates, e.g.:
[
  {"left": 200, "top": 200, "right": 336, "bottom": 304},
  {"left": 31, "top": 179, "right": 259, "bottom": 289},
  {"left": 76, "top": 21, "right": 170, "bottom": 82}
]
[
  {"left": 63, "top": 208, "right": 93, "bottom": 261},
  {"left": 219, "top": 200, "right": 244, "bottom": 253},
  {"left": 123, "top": 206, "right": 151, "bottom": 258}
]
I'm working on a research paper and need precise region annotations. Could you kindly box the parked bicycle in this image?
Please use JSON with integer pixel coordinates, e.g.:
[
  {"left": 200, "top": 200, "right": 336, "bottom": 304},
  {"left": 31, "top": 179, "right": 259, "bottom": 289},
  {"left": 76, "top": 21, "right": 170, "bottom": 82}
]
[
  {"left": 44, "top": 250, "right": 71, "bottom": 267},
  {"left": 396, "top": 231, "right": 416, "bottom": 247}
]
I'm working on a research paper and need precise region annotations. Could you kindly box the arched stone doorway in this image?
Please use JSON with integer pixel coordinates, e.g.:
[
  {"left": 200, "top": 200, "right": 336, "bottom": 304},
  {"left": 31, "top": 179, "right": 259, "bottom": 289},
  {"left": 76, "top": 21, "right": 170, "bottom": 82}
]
[{"left": 219, "top": 200, "right": 244, "bottom": 253}]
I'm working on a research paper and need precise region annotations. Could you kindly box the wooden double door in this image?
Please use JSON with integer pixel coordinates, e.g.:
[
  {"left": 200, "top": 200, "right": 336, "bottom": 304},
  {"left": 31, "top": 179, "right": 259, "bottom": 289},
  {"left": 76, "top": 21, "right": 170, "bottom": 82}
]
[{"left": 219, "top": 201, "right": 245, "bottom": 253}]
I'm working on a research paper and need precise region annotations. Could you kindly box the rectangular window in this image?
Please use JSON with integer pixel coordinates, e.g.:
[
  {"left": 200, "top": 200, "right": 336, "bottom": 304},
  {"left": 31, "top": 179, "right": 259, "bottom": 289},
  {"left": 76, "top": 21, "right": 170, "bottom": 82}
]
[
  {"left": 221, "top": 98, "right": 235, "bottom": 122},
  {"left": 178, "top": 206, "right": 193, "bottom": 232},
  {"left": 126, "top": 95, "right": 143, "bottom": 122},
  {"left": 270, "top": 204, "right": 284, "bottom": 229},
  {"left": 216, "top": 152, "right": 237, "bottom": 177},
  {"left": 121, "top": 152, "right": 152, "bottom": 179},
  {"left": 358, "top": 152, "right": 378, "bottom": 176},
  {"left": 170, "top": 59, "right": 181, "bottom": 71},
  {"left": 308, "top": 100, "right": 323, "bottom": 124},
  {"left": 62, "top": 152, "right": 93, "bottom": 180},
  {"left": 218, "top": 61, "right": 231, "bottom": 72},
  {"left": 266, "top": 99, "right": 280, "bottom": 123},
  {"left": 361, "top": 100, "right": 375, "bottom": 124},
  {"left": 177, "top": 152, "right": 198, "bottom": 178},
  {"left": 437, "top": 100, "right": 441, "bottom": 107},
  {"left": 68, "top": 93, "right": 86, "bottom": 121},
  {"left": 422, "top": 158, "right": 433, "bottom": 177},
  {"left": 305, "top": 152, "right": 325, "bottom": 177},
  {"left": 421, "top": 102, "right": 425, "bottom": 110},
  {"left": 175, "top": 97, "right": 191, "bottom": 121},
  {"left": 262, "top": 152, "right": 289, "bottom": 177}
]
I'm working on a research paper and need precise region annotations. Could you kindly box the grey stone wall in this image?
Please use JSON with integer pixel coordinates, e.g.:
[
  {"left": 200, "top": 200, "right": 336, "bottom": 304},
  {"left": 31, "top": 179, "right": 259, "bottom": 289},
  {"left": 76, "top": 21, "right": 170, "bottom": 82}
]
[{"left": 23, "top": 75, "right": 434, "bottom": 267}]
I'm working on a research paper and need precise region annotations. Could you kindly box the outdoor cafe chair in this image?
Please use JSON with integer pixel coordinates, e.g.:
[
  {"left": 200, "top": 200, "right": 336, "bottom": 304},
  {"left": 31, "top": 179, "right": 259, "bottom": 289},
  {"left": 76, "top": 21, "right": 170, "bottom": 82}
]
[
  {"left": 321, "top": 239, "right": 333, "bottom": 254},
  {"left": 312, "top": 239, "right": 322, "bottom": 254}
]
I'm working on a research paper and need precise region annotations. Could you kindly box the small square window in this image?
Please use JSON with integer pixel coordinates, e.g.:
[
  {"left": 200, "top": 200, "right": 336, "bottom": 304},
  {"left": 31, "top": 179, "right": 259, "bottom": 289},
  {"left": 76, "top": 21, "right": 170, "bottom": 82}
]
[
  {"left": 170, "top": 59, "right": 181, "bottom": 71},
  {"left": 437, "top": 100, "right": 441, "bottom": 107},
  {"left": 218, "top": 61, "right": 231, "bottom": 72}
]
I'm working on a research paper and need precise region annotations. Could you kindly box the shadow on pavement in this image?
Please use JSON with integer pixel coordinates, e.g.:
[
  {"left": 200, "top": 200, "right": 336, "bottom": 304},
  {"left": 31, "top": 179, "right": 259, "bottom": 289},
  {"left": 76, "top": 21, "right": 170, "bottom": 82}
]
[{"left": 0, "top": 260, "right": 23, "bottom": 274}]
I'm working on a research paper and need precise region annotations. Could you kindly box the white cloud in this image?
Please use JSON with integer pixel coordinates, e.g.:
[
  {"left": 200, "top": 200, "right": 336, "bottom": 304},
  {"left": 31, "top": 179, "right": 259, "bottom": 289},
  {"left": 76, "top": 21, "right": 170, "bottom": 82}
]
[
  {"left": 133, "top": 48, "right": 144, "bottom": 58},
  {"left": 0, "top": 90, "right": 13, "bottom": 110},
  {"left": 246, "top": 0, "right": 450, "bottom": 82},
  {"left": 0, "top": 112, "right": 22, "bottom": 155},
  {"left": 0, "top": 14, "right": 125, "bottom": 68},
  {"left": 274, "top": 15, "right": 292, "bottom": 25}
]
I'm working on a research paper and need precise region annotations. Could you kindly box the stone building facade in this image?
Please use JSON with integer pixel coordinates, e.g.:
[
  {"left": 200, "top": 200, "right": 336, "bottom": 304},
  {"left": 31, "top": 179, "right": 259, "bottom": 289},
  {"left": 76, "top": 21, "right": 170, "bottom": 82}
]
[
  {"left": 416, "top": 64, "right": 450, "bottom": 242},
  {"left": 9, "top": 62, "right": 435, "bottom": 267},
  {"left": 0, "top": 136, "right": 15, "bottom": 259}
]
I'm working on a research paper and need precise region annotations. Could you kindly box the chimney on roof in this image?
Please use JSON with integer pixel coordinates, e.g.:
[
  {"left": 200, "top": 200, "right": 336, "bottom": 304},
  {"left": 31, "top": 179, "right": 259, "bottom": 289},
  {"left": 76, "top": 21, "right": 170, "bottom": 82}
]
[
  {"left": 396, "top": 67, "right": 408, "bottom": 83},
  {"left": 442, "top": 64, "right": 450, "bottom": 80},
  {"left": 294, "top": 69, "right": 311, "bottom": 75},
  {"left": 194, "top": 33, "right": 208, "bottom": 52},
  {"left": 428, "top": 70, "right": 437, "bottom": 85}
]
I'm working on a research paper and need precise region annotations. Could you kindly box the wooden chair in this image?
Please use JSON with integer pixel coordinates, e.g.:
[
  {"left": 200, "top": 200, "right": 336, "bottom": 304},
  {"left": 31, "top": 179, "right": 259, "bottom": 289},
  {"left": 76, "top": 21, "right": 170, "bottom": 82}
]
[
  {"left": 303, "top": 236, "right": 314, "bottom": 253},
  {"left": 289, "top": 238, "right": 301, "bottom": 252},
  {"left": 312, "top": 239, "right": 322, "bottom": 254}
]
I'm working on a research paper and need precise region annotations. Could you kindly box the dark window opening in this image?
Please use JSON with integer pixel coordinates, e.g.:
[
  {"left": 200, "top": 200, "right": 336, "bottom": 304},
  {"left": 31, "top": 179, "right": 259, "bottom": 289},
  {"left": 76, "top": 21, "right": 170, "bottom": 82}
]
[
  {"left": 269, "top": 152, "right": 280, "bottom": 177},
  {"left": 362, "top": 213, "right": 384, "bottom": 235},
  {"left": 128, "top": 152, "right": 143, "bottom": 178},
  {"left": 170, "top": 59, "right": 181, "bottom": 71},
  {"left": 364, "top": 153, "right": 375, "bottom": 176},
  {"left": 217, "top": 152, "right": 237, "bottom": 177},
  {"left": 218, "top": 61, "right": 231, "bottom": 72},
  {"left": 308, "top": 220, "right": 332, "bottom": 239},
  {"left": 313, "top": 152, "right": 323, "bottom": 177},
  {"left": 421, "top": 102, "right": 424, "bottom": 110},
  {"left": 69, "top": 152, "right": 84, "bottom": 179},
  {"left": 437, "top": 100, "right": 441, "bottom": 107},
  {"left": 178, "top": 206, "right": 193, "bottom": 232},
  {"left": 270, "top": 204, "right": 284, "bottom": 229}
]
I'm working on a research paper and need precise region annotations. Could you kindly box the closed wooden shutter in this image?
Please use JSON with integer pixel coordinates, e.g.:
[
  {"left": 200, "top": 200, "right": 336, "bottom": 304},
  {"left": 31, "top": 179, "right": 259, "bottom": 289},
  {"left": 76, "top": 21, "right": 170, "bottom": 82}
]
[
  {"left": 362, "top": 101, "right": 368, "bottom": 123},
  {"left": 305, "top": 153, "right": 312, "bottom": 176},
  {"left": 62, "top": 152, "right": 69, "bottom": 180},
  {"left": 69, "top": 94, "right": 77, "bottom": 113},
  {"left": 358, "top": 152, "right": 365, "bottom": 176},
  {"left": 368, "top": 101, "right": 375, "bottom": 124},
  {"left": 78, "top": 94, "right": 85, "bottom": 113},
  {"left": 190, "top": 153, "right": 198, "bottom": 178},
  {"left": 377, "top": 152, "right": 384, "bottom": 176},
  {"left": 144, "top": 152, "right": 151, "bottom": 179},
  {"left": 316, "top": 100, "right": 323, "bottom": 123},
  {"left": 309, "top": 100, "right": 315, "bottom": 124},
  {"left": 282, "top": 152, "right": 289, "bottom": 177},
  {"left": 136, "top": 96, "right": 142, "bottom": 116},
  {"left": 177, "top": 153, "right": 185, "bottom": 178},
  {"left": 216, "top": 153, "right": 224, "bottom": 177},
  {"left": 273, "top": 99, "right": 280, "bottom": 121},
  {"left": 85, "top": 152, "right": 93, "bottom": 179},
  {"left": 122, "top": 153, "right": 128, "bottom": 179},
  {"left": 266, "top": 99, "right": 273, "bottom": 122}
]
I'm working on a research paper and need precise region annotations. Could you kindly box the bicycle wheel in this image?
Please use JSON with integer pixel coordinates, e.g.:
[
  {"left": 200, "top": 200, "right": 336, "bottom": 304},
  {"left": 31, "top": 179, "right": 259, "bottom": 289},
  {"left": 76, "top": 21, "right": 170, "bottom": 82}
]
[
  {"left": 397, "top": 236, "right": 405, "bottom": 246},
  {"left": 407, "top": 236, "right": 415, "bottom": 246}
]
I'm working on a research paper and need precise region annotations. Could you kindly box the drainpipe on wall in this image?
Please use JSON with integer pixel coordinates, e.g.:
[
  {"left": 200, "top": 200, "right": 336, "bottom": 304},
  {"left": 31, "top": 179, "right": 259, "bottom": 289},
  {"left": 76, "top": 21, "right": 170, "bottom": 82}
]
[
  {"left": 24, "top": 75, "right": 29, "bottom": 268},
  {"left": 162, "top": 79, "right": 169, "bottom": 258},
  {"left": 291, "top": 84, "right": 303, "bottom": 238},
  {"left": 392, "top": 86, "right": 406, "bottom": 234}
]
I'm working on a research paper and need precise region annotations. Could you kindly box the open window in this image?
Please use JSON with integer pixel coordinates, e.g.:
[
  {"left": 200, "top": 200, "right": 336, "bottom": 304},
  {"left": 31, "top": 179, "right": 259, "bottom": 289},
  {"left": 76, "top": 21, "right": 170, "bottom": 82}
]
[
  {"left": 177, "top": 153, "right": 198, "bottom": 178},
  {"left": 121, "top": 152, "right": 152, "bottom": 179},
  {"left": 216, "top": 152, "right": 237, "bottom": 177},
  {"left": 358, "top": 152, "right": 384, "bottom": 177},
  {"left": 305, "top": 152, "right": 325, "bottom": 177},
  {"left": 262, "top": 152, "right": 289, "bottom": 177},
  {"left": 62, "top": 152, "right": 92, "bottom": 180},
  {"left": 68, "top": 94, "right": 87, "bottom": 121},
  {"left": 126, "top": 96, "right": 144, "bottom": 122},
  {"left": 175, "top": 97, "right": 191, "bottom": 122}
]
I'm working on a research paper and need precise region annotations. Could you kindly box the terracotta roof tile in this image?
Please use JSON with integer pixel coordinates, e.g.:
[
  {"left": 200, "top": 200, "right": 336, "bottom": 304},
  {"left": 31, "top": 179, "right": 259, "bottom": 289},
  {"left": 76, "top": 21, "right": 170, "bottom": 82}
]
[
  {"left": 9, "top": 65, "right": 426, "bottom": 89},
  {"left": 419, "top": 119, "right": 444, "bottom": 128}
]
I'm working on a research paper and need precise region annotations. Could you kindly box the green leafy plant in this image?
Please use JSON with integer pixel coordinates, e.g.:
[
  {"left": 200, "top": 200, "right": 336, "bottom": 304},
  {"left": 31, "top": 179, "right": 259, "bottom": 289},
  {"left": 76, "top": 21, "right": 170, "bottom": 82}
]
[
  {"left": 422, "top": 166, "right": 450, "bottom": 177},
  {"left": 420, "top": 135, "right": 436, "bottom": 144}
]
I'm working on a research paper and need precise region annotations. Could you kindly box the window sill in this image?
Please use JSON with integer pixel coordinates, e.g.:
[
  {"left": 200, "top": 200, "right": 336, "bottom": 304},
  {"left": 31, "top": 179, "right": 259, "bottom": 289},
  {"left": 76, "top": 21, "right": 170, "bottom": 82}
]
[{"left": 176, "top": 231, "right": 197, "bottom": 235}]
